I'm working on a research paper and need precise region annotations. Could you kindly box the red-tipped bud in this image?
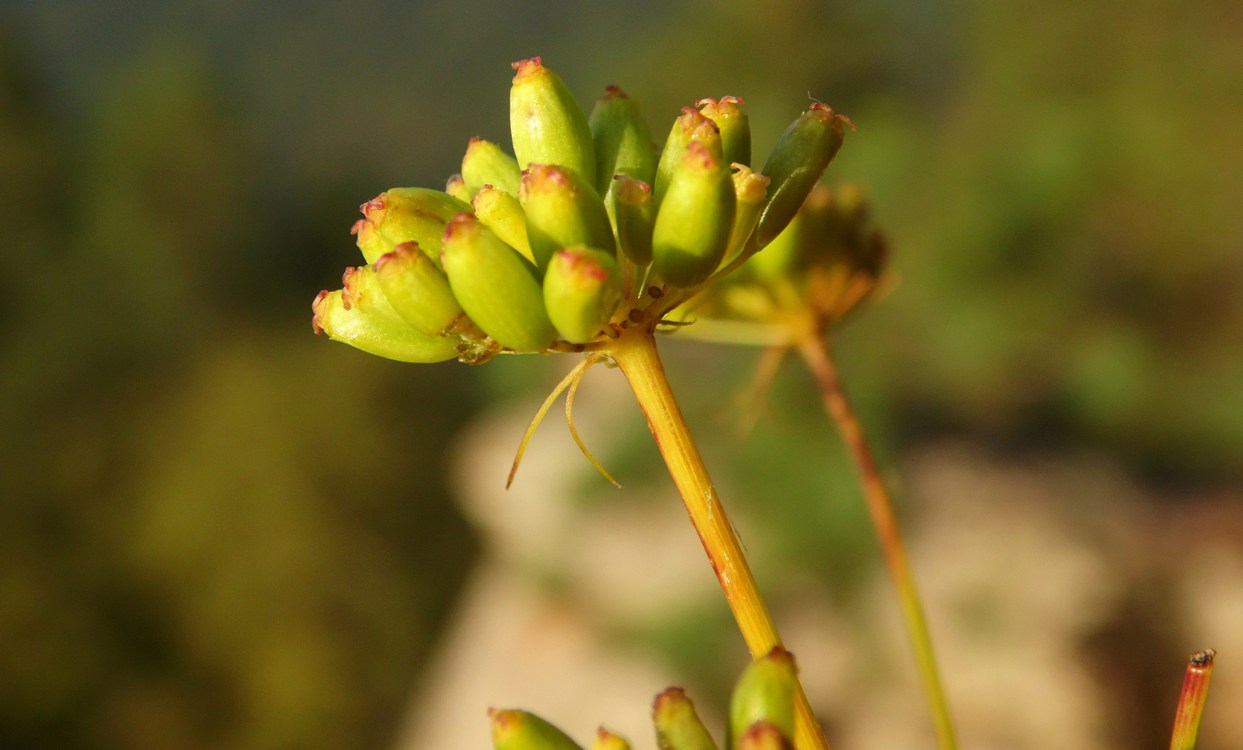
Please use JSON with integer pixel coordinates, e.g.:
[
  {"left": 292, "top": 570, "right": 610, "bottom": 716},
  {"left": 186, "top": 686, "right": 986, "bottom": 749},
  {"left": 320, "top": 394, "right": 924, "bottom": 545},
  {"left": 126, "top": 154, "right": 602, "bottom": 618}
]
[
  {"left": 352, "top": 187, "right": 472, "bottom": 265},
  {"left": 440, "top": 213, "right": 557, "bottom": 353},
  {"left": 755, "top": 104, "right": 850, "bottom": 247},
  {"left": 697, "top": 96, "right": 751, "bottom": 168},
  {"left": 510, "top": 57, "right": 596, "bottom": 186},
  {"left": 651, "top": 140, "right": 736, "bottom": 288},
  {"left": 520, "top": 163, "right": 615, "bottom": 271}
]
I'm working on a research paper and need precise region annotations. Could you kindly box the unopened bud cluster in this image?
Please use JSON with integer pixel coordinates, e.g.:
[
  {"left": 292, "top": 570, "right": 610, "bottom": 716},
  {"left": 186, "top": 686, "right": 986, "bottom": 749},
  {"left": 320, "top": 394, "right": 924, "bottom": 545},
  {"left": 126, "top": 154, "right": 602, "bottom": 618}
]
[
  {"left": 314, "top": 58, "right": 850, "bottom": 364},
  {"left": 490, "top": 647, "right": 800, "bottom": 749}
]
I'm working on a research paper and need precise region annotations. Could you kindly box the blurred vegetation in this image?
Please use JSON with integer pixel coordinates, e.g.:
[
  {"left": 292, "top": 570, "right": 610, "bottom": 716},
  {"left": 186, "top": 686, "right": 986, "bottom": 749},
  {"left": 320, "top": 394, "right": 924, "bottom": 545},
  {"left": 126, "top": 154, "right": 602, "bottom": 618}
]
[{"left": 2, "top": 0, "right": 1241, "bottom": 748}]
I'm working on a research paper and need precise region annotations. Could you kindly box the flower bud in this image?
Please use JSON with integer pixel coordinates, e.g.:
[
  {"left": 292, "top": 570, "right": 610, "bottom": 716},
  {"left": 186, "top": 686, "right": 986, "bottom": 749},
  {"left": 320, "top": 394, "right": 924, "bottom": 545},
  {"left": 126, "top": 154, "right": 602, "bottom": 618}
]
[
  {"left": 373, "top": 242, "right": 468, "bottom": 337},
  {"left": 729, "top": 648, "right": 797, "bottom": 748},
  {"left": 510, "top": 57, "right": 596, "bottom": 185},
  {"left": 589, "top": 85, "right": 657, "bottom": 199},
  {"left": 542, "top": 246, "right": 622, "bottom": 344},
  {"left": 612, "top": 176, "right": 655, "bottom": 267},
  {"left": 755, "top": 104, "right": 849, "bottom": 248},
  {"left": 719, "top": 165, "right": 770, "bottom": 269},
  {"left": 651, "top": 140, "right": 736, "bottom": 288},
  {"left": 653, "top": 108, "right": 720, "bottom": 207},
  {"left": 462, "top": 137, "right": 523, "bottom": 198},
  {"left": 589, "top": 727, "right": 631, "bottom": 750},
  {"left": 489, "top": 708, "right": 583, "bottom": 750},
  {"left": 697, "top": 96, "right": 751, "bottom": 168},
  {"left": 311, "top": 267, "right": 459, "bottom": 364},
  {"left": 652, "top": 687, "right": 718, "bottom": 750},
  {"left": 440, "top": 213, "right": 557, "bottom": 352},
  {"left": 520, "top": 163, "right": 615, "bottom": 271},
  {"left": 352, "top": 187, "right": 472, "bottom": 265},
  {"left": 473, "top": 185, "right": 535, "bottom": 264},
  {"left": 735, "top": 722, "right": 792, "bottom": 750}
]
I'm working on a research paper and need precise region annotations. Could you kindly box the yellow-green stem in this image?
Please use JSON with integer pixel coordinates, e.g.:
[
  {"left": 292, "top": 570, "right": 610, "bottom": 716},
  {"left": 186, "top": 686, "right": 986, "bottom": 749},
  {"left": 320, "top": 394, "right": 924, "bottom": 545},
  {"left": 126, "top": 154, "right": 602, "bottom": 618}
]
[
  {"left": 796, "top": 333, "right": 958, "bottom": 750},
  {"left": 1170, "top": 649, "right": 1215, "bottom": 750},
  {"left": 604, "top": 327, "right": 829, "bottom": 750}
]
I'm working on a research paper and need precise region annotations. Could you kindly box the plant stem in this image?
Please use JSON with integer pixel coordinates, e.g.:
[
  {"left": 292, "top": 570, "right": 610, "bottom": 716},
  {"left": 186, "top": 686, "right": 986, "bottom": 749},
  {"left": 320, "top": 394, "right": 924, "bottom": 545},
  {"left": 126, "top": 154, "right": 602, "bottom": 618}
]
[
  {"left": 1169, "top": 648, "right": 1215, "bottom": 750},
  {"left": 605, "top": 327, "right": 830, "bottom": 750},
  {"left": 796, "top": 333, "right": 958, "bottom": 750}
]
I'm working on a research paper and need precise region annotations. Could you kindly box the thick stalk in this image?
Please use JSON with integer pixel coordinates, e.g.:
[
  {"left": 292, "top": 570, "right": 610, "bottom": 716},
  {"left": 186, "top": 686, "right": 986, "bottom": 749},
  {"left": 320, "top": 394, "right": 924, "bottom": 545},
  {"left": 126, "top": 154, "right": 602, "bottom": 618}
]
[
  {"left": 796, "top": 333, "right": 958, "bottom": 750},
  {"left": 605, "top": 327, "right": 829, "bottom": 750}
]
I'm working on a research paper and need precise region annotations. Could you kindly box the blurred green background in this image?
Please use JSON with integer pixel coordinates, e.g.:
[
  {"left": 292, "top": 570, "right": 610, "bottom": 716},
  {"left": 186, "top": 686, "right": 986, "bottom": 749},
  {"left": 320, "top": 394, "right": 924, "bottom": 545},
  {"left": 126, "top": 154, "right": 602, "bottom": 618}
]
[{"left": 2, "top": 1, "right": 1241, "bottom": 749}]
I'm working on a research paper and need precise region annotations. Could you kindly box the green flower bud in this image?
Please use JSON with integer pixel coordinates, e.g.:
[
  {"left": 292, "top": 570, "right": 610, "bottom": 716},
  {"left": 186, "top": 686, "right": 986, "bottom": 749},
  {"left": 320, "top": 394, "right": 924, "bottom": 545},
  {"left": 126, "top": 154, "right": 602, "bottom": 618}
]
[
  {"left": 589, "top": 85, "right": 657, "bottom": 199},
  {"left": 352, "top": 187, "right": 472, "bottom": 265},
  {"left": 755, "top": 104, "right": 849, "bottom": 247},
  {"left": 510, "top": 57, "right": 596, "bottom": 185},
  {"left": 651, "top": 140, "right": 736, "bottom": 288},
  {"left": 489, "top": 708, "right": 583, "bottom": 750},
  {"left": 729, "top": 648, "right": 797, "bottom": 749},
  {"left": 311, "top": 267, "right": 459, "bottom": 364},
  {"left": 652, "top": 687, "right": 718, "bottom": 750},
  {"left": 440, "top": 213, "right": 557, "bottom": 352},
  {"left": 520, "top": 163, "right": 615, "bottom": 271},
  {"left": 612, "top": 176, "right": 655, "bottom": 267},
  {"left": 735, "top": 722, "right": 793, "bottom": 750},
  {"left": 697, "top": 96, "right": 751, "bottom": 168},
  {"left": 653, "top": 107, "right": 719, "bottom": 207},
  {"left": 720, "top": 164, "right": 770, "bottom": 269},
  {"left": 445, "top": 173, "right": 471, "bottom": 203},
  {"left": 543, "top": 246, "right": 622, "bottom": 344},
  {"left": 373, "top": 241, "right": 468, "bottom": 337},
  {"left": 462, "top": 137, "right": 523, "bottom": 198},
  {"left": 589, "top": 727, "right": 632, "bottom": 750},
  {"left": 473, "top": 185, "right": 535, "bottom": 264}
]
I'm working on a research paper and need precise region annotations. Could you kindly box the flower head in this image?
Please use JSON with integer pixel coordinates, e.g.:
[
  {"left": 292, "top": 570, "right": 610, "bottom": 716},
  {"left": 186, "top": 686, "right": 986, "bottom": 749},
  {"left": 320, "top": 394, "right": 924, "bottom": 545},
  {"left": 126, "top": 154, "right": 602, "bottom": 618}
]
[{"left": 313, "top": 58, "right": 851, "bottom": 363}]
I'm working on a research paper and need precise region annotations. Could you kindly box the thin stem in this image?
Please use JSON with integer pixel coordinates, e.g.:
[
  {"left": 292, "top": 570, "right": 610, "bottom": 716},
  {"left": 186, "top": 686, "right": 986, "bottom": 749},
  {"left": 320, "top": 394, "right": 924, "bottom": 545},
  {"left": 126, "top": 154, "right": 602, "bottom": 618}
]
[
  {"left": 1170, "top": 648, "right": 1216, "bottom": 750},
  {"left": 796, "top": 333, "right": 958, "bottom": 750},
  {"left": 604, "top": 327, "right": 830, "bottom": 750}
]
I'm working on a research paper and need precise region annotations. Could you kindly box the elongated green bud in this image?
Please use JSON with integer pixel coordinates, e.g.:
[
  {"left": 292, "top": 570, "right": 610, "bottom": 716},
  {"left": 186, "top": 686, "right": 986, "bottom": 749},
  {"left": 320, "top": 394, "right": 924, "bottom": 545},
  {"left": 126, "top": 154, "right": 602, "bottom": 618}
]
[
  {"left": 473, "top": 185, "right": 535, "bottom": 264},
  {"left": 697, "top": 96, "right": 750, "bottom": 168},
  {"left": 720, "top": 164, "right": 770, "bottom": 268},
  {"left": 520, "top": 163, "right": 615, "bottom": 271},
  {"left": 311, "top": 268, "right": 459, "bottom": 363},
  {"left": 542, "top": 246, "right": 622, "bottom": 344},
  {"left": 440, "top": 213, "right": 556, "bottom": 352},
  {"left": 588, "top": 727, "right": 631, "bottom": 750},
  {"left": 735, "top": 722, "right": 793, "bottom": 750},
  {"left": 651, "top": 140, "right": 736, "bottom": 288},
  {"left": 612, "top": 176, "right": 655, "bottom": 267},
  {"left": 373, "top": 242, "right": 467, "bottom": 337},
  {"left": 729, "top": 648, "right": 797, "bottom": 748},
  {"left": 510, "top": 57, "right": 595, "bottom": 185},
  {"left": 653, "top": 108, "right": 719, "bottom": 207},
  {"left": 489, "top": 708, "right": 583, "bottom": 750},
  {"left": 352, "top": 187, "right": 472, "bottom": 265},
  {"left": 589, "top": 85, "right": 657, "bottom": 198},
  {"left": 755, "top": 104, "right": 849, "bottom": 247},
  {"left": 462, "top": 137, "right": 523, "bottom": 197},
  {"left": 652, "top": 687, "right": 718, "bottom": 750}
]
